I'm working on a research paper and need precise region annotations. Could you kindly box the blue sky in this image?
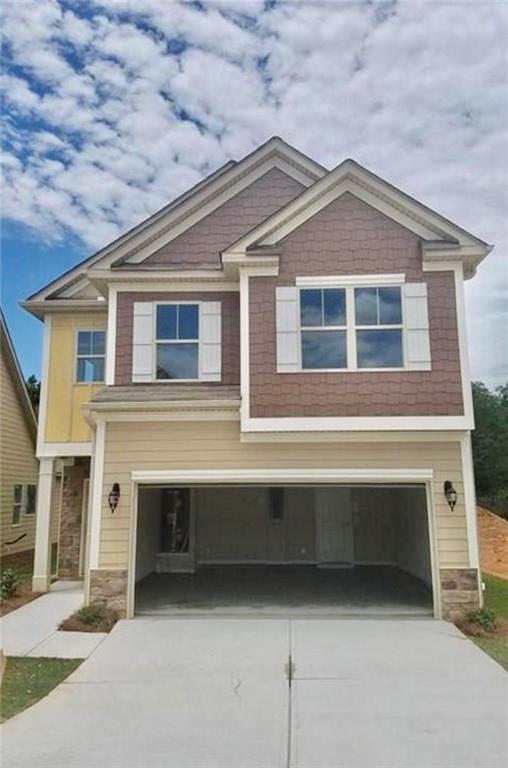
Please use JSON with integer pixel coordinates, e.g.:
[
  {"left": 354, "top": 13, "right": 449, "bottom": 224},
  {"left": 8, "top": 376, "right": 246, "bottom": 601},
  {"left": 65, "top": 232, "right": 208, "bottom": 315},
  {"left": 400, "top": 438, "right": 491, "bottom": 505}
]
[{"left": 1, "top": 0, "right": 507, "bottom": 384}]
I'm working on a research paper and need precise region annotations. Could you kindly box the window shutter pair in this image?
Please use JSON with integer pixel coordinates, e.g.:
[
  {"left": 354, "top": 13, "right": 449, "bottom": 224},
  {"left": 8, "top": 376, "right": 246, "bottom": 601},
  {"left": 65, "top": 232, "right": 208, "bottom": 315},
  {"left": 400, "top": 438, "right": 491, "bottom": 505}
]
[
  {"left": 132, "top": 301, "right": 221, "bottom": 383},
  {"left": 275, "top": 283, "right": 431, "bottom": 372}
]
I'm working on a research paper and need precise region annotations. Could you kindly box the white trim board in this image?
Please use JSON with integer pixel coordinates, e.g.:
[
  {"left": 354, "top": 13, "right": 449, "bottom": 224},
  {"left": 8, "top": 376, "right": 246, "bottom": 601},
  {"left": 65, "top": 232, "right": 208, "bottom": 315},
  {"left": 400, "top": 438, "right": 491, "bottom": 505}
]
[
  {"left": 131, "top": 468, "right": 434, "bottom": 484},
  {"left": 242, "top": 415, "right": 473, "bottom": 433},
  {"left": 38, "top": 442, "right": 92, "bottom": 458}
]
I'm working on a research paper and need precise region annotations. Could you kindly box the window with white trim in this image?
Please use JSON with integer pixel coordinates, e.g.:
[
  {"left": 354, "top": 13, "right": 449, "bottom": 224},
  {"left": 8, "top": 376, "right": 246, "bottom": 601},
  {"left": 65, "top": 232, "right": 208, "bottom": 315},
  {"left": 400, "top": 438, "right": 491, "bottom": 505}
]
[
  {"left": 299, "top": 285, "right": 404, "bottom": 371},
  {"left": 300, "top": 288, "right": 347, "bottom": 369},
  {"left": 354, "top": 287, "right": 403, "bottom": 368},
  {"left": 76, "top": 331, "right": 106, "bottom": 382},
  {"left": 155, "top": 303, "right": 199, "bottom": 380},
  {"left": 11, "top": 484, "right": 36, "bottom": 524}
]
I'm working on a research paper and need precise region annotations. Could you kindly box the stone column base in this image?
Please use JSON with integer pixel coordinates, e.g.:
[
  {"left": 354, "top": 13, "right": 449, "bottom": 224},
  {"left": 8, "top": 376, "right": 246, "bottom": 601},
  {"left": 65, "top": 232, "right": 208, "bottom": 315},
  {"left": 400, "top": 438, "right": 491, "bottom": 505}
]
[
  {"left": 440, "top": 568, "right": 480, "bottom": 621},
  {"left": 89, "top": 569, "right": 128, "bottom": 618}
]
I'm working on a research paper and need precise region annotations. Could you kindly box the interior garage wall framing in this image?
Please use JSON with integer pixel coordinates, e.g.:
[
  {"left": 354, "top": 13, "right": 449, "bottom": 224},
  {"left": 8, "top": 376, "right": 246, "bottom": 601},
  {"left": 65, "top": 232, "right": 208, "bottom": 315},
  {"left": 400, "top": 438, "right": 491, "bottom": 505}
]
[{"left": 127, "top": 470, "right": 440, "bottom": 619}]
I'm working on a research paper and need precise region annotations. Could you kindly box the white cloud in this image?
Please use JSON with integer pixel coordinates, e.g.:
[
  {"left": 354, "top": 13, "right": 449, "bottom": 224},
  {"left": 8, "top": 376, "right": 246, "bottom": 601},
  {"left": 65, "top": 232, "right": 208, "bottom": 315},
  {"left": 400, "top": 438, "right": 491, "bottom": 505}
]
[{"left": 1, "top": 0, "right": 507, "bottom": 385}]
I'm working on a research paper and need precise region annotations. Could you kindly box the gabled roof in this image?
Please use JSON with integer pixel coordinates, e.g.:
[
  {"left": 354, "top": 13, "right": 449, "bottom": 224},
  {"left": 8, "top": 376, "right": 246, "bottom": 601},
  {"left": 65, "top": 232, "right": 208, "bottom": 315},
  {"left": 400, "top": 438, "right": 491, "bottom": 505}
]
[
  {"left": 0, "top": 310, "right": 37, "bottom": 442},
  {"left": 223, "top": 158, "right": 492, "bottom": 277},
  {"left": 25, "top": 137, "right": 326, "bottom": 307}
]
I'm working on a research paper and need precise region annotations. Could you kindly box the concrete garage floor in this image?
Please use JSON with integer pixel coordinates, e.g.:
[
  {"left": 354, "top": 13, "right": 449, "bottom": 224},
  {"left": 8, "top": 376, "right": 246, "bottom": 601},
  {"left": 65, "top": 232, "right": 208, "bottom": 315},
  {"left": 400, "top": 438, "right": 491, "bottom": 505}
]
[
  {"left": 135, "top": 565, "right": 433, "bottom": 616},
  {"left": 2, "top": 618, "right": 506, "bottom": 768}
]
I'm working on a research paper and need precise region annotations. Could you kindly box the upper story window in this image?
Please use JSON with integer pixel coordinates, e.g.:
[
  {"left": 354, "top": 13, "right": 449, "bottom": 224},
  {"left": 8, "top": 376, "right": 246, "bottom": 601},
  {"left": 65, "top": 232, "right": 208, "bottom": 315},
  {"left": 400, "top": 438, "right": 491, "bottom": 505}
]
[
  {"left": 354, "top": 287, "right": 403, "bottom": 368},
  {"left": 76, "top": 331, "right": 106, "bottom": 383},
  {"left": 299, "top": 285, "right": 404, "bottom": 371},
  {"left": 300, "top": 288, "right": 347, "bottom": 369},
  {"left": 156, "top": 304, "right": 199, "bottom": 380}
]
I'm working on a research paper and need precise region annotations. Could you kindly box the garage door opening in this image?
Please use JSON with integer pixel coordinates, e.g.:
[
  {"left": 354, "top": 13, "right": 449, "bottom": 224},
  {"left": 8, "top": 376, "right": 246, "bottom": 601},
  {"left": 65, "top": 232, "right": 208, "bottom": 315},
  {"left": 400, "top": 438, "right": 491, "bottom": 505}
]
[{"left": 133, "top": 484, "right": 435, "bottom": 616}]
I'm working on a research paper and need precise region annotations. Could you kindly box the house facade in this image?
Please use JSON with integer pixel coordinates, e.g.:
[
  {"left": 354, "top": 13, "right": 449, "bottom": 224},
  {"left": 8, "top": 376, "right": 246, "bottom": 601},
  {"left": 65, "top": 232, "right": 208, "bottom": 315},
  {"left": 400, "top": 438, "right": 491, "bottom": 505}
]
[
  {"left": 1, "top": 311, "right": 39, "bottom": 556},
  {"left": 23, "top": 138, "right": 491, "bottom": 620}
]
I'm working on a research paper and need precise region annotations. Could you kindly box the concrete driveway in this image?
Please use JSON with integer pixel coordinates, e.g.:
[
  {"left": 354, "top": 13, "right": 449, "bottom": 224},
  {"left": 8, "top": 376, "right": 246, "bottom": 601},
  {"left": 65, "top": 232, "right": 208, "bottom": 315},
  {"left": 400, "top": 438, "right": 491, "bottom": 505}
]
[{"left": 2, "top": 618, "right": 506, "bottom": 768}]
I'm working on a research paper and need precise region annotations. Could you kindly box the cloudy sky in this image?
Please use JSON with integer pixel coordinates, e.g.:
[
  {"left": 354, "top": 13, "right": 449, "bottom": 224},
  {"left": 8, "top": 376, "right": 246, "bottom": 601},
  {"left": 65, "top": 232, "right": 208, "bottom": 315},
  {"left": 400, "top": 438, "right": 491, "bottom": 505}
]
[{"left": 1, "top": 0, "right": 507, "bottom": 385}]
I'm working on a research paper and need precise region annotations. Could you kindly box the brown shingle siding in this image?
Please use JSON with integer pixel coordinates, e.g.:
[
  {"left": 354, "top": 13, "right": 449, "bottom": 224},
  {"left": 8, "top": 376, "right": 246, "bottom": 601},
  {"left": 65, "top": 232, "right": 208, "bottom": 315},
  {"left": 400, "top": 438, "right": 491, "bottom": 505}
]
[
  {"left": 249, "top": 193, "right": 463, "bottom": 418},
  {"left": 145, "top": 169, "right": 305, "bottom": 266},
  {"left": 115, "top": 292, "right": 240, "bottom": 385}
]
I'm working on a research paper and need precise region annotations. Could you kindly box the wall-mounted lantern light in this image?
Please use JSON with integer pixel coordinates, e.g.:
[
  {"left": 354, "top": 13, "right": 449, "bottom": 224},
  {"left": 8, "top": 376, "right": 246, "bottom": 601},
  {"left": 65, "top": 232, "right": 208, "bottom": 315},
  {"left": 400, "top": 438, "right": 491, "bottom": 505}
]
[
  {"left": 108, "top": 483, "right": 120, "bottom": 513},
  {"left": 444, "top": 481, "right": 457, "bottom": 511}
]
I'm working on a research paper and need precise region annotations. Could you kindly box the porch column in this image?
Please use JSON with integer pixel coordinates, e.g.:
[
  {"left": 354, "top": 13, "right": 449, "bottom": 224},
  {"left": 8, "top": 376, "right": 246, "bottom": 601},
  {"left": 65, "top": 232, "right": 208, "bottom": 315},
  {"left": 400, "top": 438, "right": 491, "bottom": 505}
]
[{"left": 32, "top": 457, "right": 55, "bottom": 592}]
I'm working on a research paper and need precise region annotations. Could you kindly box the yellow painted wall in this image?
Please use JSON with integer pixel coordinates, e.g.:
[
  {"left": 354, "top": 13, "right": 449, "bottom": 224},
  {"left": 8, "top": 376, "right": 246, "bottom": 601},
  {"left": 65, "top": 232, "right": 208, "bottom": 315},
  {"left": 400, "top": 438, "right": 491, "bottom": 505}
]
[{"left": 45, "top": 313, "right": 107, "bottom": 444}]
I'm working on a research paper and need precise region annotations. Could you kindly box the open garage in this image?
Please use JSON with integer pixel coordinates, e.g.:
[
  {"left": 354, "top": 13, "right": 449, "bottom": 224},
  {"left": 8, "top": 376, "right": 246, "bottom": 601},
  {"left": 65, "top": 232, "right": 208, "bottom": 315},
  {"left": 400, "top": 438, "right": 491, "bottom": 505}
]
[{"left": 132, "top": 483, "right": 436, "bottom": 616}]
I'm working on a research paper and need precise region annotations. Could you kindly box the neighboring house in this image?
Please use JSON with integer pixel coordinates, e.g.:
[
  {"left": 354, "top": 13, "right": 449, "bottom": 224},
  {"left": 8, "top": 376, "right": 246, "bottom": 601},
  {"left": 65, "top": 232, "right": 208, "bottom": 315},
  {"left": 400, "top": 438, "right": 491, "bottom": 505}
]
[
  {"left": 22, "top": 137, "right": 492, "bottom": 620},
  {"left": 0, "top": 310, "right": 39, "bottom": 556}
]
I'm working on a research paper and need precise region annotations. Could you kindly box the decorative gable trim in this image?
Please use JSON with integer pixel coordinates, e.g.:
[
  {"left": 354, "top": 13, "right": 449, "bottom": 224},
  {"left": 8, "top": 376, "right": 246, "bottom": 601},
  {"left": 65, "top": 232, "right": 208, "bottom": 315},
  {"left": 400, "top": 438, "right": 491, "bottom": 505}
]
[
  {"left": 223, "top": 159, "right": 492, "bottom": 278},
  {"left": 24, "top": 138, "right": 325, "bottom": 309}
]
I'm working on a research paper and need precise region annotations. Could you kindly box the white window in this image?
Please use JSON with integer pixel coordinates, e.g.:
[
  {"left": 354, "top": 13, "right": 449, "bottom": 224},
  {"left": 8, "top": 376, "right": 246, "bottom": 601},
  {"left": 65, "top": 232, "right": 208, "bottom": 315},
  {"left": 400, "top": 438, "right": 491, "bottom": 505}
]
[
  {"left": 76, "top": 331, "right": 106, "bottom": 382},
  {"left": 155, "top": 304, "right": 200, "bottom": 380},
  {"left": 12, "top": 484, "right": 22, "bottom": 525},
  {"left": 354, "top": 287, "right": 403, "bottom": 369},
  {"left": 299, "top": 284, "right": 404, "bottom": 371},
  {"left": 300, "top": 288, "right": 347, "bottom": 369}
]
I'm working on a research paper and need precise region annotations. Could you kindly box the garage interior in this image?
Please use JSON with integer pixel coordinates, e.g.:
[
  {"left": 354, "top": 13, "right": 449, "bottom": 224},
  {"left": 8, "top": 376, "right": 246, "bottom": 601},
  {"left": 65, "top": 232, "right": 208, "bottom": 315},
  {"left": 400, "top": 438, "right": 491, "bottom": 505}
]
[{"left": 134, "top": 484, "right": 434, "bottom": 615}]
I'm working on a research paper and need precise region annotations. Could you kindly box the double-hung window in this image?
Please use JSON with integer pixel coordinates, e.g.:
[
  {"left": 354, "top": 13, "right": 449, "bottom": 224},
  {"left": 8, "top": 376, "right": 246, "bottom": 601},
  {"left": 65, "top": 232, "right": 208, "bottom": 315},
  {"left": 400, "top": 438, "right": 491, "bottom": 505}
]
[
  {"left": 354, "top": 287, "right": 403, "bottom": 368},
  {"left": 11, "top": 484, "right": 36, "bottom": 525},
  {"left": 156, "top": 304, "right": 199, "bottom": 380},
  {"left": 299, "top": 284, "right": 404, "bottom": 371},
  {"left": 76, "top": 331, "right": 106, "bottom": 382},
  {"left": 300, "top": 288, "right": 347, "bottom": 369}
]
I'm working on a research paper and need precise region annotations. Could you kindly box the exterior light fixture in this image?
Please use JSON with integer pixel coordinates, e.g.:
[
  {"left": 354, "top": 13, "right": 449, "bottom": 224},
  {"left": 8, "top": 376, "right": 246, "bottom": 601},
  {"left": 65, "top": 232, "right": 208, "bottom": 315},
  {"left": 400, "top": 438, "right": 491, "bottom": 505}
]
[
  {"left": 108, "top": 483, "right": 120, "bottom": 513},
  {"left": 444, "top": 481, "right": 457, "bottom": 511}
]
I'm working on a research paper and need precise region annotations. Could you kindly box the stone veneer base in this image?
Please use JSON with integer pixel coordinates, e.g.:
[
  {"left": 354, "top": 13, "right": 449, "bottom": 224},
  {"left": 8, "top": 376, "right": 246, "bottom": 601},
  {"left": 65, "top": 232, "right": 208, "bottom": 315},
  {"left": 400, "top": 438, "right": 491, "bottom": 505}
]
[{"left": 440, "top": 568, "right": 480, "bottom": 621}]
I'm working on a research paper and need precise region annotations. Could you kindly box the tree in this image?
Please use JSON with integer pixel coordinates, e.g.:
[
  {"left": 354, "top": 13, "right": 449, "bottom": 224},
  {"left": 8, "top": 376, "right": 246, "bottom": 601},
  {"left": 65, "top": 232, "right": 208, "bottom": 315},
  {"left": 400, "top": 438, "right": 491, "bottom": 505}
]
[
  {"left": 471, "top": 381, "right": 508, "bottom": 516},
  {"left": 25, "top": 375, "right": 41, "bottom": 417}
]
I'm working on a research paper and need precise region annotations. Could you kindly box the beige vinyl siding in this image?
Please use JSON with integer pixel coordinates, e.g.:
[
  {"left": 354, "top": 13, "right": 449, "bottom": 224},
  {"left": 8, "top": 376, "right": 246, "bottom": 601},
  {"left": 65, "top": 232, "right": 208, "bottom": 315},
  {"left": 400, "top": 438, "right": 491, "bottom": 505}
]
[
  {"left": 0, "top": 353, "right": 38, "bottom": 553},
  {"left": 0, "top": 353, "right": 60, "bottom": 556},
  {"left": 99, "top": 420, "right": 468, "bottom": 570}
]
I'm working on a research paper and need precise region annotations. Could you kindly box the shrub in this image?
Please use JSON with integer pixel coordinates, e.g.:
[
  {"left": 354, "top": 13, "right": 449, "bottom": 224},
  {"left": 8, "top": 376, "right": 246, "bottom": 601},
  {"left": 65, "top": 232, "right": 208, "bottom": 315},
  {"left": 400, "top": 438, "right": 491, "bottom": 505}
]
[
  {"left": 0, "top": 569, "right": 21, "bottom": 600},
  {"left": 466, "top": 607, "right": 497, "bottom": 632},
  {"left": 75, "top": 603, "right": 109, "bottom": 626},
  {"left": 59, "top": 601, "right": 117, "bottom": 633}
]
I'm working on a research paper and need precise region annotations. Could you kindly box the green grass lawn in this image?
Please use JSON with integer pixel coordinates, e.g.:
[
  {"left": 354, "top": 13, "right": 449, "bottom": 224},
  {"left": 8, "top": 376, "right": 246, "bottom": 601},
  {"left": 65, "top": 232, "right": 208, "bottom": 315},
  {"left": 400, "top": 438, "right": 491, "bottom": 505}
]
[
  {"left": 473, "top": 573, "right": 508, "bottom": 671},
  {"left": 0, "top": 658, "right": 82, "bottom": 723}
]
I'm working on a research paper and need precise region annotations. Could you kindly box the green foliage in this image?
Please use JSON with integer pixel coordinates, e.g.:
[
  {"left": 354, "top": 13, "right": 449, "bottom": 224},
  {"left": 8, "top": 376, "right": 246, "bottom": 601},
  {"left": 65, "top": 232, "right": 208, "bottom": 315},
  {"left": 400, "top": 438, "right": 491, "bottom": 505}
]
[
  {"left": 471, "top": 382, "right": 508, "bottom": 516},
  {"left": 483, "top": 573, "right": 508, "bottom": 620},
  {"left": 466, "top": 607, "right": 497, "bottom": 632},
  {"left": 25, "top": 374, "right": 41, "bottom": 417},
  {"left": 0, "top": 569, "right": 21, "bottom": 600},
  {"left": 75, "top": 602, "right": 109, "bottom": 625}
]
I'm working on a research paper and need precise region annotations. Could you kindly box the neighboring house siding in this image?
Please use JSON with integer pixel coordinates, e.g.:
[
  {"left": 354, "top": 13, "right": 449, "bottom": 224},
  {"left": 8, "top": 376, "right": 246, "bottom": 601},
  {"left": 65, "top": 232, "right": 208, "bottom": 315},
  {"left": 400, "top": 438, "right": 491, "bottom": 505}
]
[
  {"left": 45, "top": 312, "right": 107, "bottom": 443},
  {"left": 97, "top": 420, "right": 468, "bottom": 571},
  {"left": 249, "top": 192, "right": 463, "bottom": 418},
  {"left": 145, "top": 169, "right": 305, "bottom": 266},
  {"left": 0, "top": 352, "right": 38, "bottom": 554},
  {"left": 115, "top": 292, "right": 240, "bottom": 385}
]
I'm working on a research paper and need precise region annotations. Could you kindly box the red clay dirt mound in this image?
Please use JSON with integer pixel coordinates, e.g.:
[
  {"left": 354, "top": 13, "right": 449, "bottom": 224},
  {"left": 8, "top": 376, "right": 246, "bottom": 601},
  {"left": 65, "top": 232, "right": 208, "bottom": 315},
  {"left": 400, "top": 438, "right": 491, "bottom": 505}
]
[{"left": 478, "top": 506, "right": 508, "bottom": 579}]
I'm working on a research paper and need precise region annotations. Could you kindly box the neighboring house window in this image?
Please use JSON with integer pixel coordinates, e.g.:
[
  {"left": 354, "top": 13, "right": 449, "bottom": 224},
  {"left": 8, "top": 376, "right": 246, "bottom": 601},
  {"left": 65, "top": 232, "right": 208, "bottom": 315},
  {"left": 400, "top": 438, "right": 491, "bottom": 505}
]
[
  {"left": 300, "top": 288, "right": 347, "bottom": 370},
  {"left": 156, "top": 304, "right": 199, "bottom": 380},
  {"left": 299, "top": 285, "right": 404, "bottom": 371},
  {"left": 76, "top": 331, "right": 106, "bottom": 382},
  {"left": 12, "top": 484, "right": 22, "bottom": 525},
  {"left": 24, "top": 485, "right": 37, "bottom": 515},
  {"left": 354, "top": 287, "right": 403, "bottom": 368}
]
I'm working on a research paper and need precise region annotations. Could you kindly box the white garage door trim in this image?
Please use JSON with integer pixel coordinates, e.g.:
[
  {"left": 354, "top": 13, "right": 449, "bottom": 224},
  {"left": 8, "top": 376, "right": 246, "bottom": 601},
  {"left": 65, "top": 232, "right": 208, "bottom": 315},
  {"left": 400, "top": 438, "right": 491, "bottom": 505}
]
[{"left": 127, "top": 469, "right": 440, "bottom": 620}]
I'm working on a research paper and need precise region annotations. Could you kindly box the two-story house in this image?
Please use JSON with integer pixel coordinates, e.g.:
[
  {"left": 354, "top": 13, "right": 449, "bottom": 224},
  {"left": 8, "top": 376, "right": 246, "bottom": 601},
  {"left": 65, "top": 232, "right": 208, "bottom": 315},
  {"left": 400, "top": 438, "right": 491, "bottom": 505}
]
[{"left": 22, "top": 137, "right": 492, "bottom": 621}]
